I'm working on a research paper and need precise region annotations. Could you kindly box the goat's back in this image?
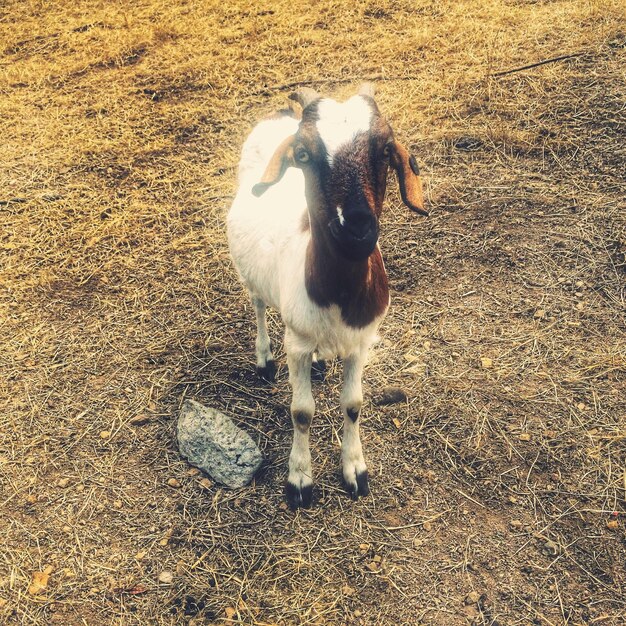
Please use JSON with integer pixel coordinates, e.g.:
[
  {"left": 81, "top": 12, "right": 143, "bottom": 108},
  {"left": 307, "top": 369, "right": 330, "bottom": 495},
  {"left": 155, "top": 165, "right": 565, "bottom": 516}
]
[{"left": 227, "top": 114, "right": 308, "bottom": 312}]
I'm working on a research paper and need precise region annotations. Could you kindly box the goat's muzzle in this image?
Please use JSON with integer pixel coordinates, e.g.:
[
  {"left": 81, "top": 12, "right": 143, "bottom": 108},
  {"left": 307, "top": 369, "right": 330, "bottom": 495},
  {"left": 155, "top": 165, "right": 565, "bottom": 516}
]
[{"left": 329, "top": 210, "right": 379, "bottom": 261}]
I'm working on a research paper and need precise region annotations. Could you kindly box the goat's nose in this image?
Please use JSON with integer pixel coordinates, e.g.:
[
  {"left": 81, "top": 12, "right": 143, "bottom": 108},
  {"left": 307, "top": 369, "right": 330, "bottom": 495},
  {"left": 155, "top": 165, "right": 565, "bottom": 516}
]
[{"left": 344, "top": 210, "right": 375, "bottom": 239}]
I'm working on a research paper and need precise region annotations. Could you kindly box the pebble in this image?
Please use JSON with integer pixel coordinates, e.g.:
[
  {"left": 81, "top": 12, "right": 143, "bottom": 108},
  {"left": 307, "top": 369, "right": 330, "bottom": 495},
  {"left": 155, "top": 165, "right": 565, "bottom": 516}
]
[
  {"left": 159, "top": 533, "right": 171, "bottom": 547},
  {"left": 423, "top": 469, "right": 437, "bottom": 482},
  {"left": 544, "top": 539, "right": 559, "bottom": 555},
  {"left": 533, "top": 309, "right": 546, "bottom": 319},
  {"left": 58, "top": 478, "right": 70, "bottom": 488},
  {"left": 374, "top": 386, "right": 408, "bottom": 406},
  {"left": 157, "top": 570, "right": 173, "bottom": 585},
  {"left": 465, "top": 591, "right": 480, "bottom": 605},
  {"left": 342, "top": 584, "right": 356, "bottom": 597},
  {"left": 480, "top": 357, "right": 493, "bottom": 369},
  {"left": 167, "top": 478, "right": 181, "bottom": 488},
  {"left": 607, "top": 520, "right": 619, "bottom": 530},
  {"left": 129, "top": 414, "right": 151, "bottom": 426},
  {"left": 423, "top": 521, "right": 432, "bottom": 531},
  {"left": 99, "top": 430, "right": 111, "bottom": 439}
]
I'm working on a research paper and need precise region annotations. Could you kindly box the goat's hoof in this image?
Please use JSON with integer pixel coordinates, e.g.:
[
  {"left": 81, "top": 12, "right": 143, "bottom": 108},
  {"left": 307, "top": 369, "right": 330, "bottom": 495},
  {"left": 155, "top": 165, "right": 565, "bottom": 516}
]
[
  {"left": 345, "top": 470, "right": 370, "bottom": 500},
  {"left": 311, "top": 359, "right": 327, "bottom": 382},
  {"left": 256, "top": 359, "right": 276, "bottom": 383},
  {"left": 285, "top": 481, "right": 313, "bottom": 509}
]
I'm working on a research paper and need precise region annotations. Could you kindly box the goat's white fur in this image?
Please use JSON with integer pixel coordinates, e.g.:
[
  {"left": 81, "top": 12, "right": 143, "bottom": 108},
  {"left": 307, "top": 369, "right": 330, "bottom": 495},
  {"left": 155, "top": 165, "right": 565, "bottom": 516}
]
[
  {"left": 227, "top": 99, "right": 387, "bottom": 504},
  {"left": 316, "top": 96, "right": 373, "bottom": 165}
]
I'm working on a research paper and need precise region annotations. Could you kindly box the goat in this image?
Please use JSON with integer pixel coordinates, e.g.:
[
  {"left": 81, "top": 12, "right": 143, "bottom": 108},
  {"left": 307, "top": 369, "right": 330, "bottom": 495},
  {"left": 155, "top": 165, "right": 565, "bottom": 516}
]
[{"left": 227, "top": 83, "right": 427, "bottom": 508}]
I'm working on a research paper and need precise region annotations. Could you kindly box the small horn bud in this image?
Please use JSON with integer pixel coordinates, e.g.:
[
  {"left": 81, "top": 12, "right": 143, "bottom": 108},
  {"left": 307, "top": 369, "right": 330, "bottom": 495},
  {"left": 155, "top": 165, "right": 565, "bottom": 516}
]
[
  {"left": 289, "top": 87, "right": 320, "bottom": 110},
  {"left": 358, "top": 82, "right": 376, "bottom": 98}
]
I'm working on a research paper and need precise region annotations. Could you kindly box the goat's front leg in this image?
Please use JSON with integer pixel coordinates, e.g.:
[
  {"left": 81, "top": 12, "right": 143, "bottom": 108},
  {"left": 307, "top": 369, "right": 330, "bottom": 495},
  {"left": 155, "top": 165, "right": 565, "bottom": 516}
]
[
  {"left": 284, "top": 332, "right": 315, "bottom": 509},
  {"left": 252, "top": 295, "right": 275, "bottom": 382},
  {"left": 340, "top": 351, "right": 369, "bottom": 499}
]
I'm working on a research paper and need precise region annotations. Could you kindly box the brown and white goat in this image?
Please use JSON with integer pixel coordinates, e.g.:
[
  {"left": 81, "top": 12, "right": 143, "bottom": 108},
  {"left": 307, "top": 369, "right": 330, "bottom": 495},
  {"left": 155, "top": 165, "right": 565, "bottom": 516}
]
[{"left": 227, "top": 84, "right": 427, "bottom": 508}]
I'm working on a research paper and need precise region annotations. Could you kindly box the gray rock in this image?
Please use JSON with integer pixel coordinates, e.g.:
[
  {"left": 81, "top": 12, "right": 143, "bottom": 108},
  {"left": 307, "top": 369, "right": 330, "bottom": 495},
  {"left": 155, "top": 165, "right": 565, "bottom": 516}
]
[{"left": 177, "top": 399, "right": 263, "bottom": 488}]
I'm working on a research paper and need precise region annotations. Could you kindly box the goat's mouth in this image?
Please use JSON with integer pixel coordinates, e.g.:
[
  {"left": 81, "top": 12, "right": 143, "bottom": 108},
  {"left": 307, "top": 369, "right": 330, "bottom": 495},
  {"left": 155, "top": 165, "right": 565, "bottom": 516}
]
[{"left": 328, "top": 218, "right": 379, "bottom": 261}]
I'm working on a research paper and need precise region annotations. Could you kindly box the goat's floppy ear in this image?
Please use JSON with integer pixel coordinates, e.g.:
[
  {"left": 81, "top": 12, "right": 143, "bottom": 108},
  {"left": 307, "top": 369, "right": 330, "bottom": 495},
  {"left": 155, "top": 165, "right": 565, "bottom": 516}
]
[
  {"left": 389, "top": 141, "right": 428, "bottom": 216},
  {"left": 252, "top": 134, "right": 295, "bottom": 197}
]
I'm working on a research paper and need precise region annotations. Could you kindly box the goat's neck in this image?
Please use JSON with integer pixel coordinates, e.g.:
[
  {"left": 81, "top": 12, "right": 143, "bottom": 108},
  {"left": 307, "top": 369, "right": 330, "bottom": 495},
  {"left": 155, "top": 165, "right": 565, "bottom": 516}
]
[{"left": 305, "top": 218, "right": 389, "bottom": 329}]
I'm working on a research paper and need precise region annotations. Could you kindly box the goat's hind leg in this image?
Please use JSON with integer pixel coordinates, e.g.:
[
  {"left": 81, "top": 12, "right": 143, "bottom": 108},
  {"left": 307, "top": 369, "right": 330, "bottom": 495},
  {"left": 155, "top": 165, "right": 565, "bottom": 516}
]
[
  {"left": 252, "top": 295, "right": 275, "bottom": 382},
  {"left": 340, "top": 351, "right": 369, "bottom": 499}
]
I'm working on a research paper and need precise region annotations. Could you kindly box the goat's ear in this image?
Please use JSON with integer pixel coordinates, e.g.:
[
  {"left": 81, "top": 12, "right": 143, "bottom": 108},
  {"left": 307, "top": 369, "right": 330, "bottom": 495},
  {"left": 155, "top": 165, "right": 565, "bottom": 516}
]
[
  {"left": 252, "top": 134, "right": 295, "bottom": 197},
  {"left": 389, "top": 141, "right": 428, "bottom": 216}
]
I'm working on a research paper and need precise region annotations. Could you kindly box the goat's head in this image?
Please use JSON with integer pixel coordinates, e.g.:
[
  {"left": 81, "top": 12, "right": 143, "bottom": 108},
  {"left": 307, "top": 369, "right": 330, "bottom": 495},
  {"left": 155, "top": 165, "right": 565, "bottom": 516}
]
[{"left": 252, "top": 83, "right": 427, "bottom": 261}]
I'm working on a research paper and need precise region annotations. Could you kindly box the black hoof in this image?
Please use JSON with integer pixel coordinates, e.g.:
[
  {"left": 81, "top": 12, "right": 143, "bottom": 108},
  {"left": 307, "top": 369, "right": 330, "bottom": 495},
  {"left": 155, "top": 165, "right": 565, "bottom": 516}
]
[
  {"left": 256, "top": 359, "right": 276, "bottom": 383},
  {"left": 346, "top": 470, "right": 370, "bottom": 500},
  {"left": 311, "top": 359, "right": 326, "bottom": 382},
  {"left": 285, "top": 481, "right": 313, "bottom": 509}
]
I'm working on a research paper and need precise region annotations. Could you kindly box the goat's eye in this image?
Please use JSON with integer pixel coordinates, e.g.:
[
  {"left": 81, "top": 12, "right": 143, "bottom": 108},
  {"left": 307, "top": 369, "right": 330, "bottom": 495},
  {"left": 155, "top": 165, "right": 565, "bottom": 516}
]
[
  {"left": 294, "top": 145, "right": 310, "bottom": 163},
  {"left": 382, "top": 144, "right": 392, "bottom": 159}
]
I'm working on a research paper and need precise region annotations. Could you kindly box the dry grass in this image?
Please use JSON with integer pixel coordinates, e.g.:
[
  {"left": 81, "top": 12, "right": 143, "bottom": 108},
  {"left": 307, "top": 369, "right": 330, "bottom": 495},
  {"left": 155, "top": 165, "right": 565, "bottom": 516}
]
[{"left": 1, "top": 0, "right": 625, "bottom": 624}]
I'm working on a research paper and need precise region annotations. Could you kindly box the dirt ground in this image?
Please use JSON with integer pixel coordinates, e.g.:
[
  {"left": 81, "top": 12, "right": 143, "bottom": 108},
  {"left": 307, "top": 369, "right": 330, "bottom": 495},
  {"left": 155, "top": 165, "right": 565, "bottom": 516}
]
[{"left": 1, "top": 1, "right": 625, "bottom": 624}]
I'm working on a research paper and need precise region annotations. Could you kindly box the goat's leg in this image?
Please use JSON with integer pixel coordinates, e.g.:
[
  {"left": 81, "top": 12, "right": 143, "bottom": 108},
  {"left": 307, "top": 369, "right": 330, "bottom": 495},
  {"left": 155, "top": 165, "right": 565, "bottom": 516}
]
[
  {"left": 285, "top": 331, "right": 315, "bottom": 508},
  {"left": 311, "top": 354, "right": 326, "bottom": 382},
  {"left": 252, "top": 295, "right": 275, "bottom": 382},
  {"left": 340, "top": 351, "right": 369, "bottom": 499}
]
